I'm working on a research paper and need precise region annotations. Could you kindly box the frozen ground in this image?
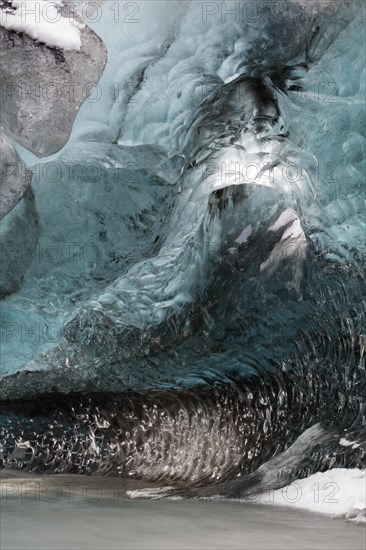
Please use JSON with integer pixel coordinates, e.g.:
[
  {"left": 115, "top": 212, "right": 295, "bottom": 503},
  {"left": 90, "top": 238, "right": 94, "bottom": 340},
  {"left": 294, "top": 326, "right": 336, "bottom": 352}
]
[{"left": 1, "top": 471, "right": 365, "bottom": 550}]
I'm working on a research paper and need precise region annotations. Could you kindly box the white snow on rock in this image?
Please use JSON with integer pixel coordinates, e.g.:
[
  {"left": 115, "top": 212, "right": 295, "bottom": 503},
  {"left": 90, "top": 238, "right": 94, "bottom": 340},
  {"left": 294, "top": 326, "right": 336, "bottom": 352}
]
[
  {"left": 0, "top": 0, "right": 82, "bottom": 50},
  {"left": 256, "top": 469, "right": 366, "bottom": 522}
]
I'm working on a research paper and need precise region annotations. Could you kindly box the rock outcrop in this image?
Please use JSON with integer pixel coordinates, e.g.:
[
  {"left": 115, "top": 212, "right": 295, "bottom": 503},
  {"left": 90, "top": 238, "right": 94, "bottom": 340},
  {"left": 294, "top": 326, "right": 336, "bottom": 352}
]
[{"left": 0, "top": 4, "right": 107, "bottom": 156}]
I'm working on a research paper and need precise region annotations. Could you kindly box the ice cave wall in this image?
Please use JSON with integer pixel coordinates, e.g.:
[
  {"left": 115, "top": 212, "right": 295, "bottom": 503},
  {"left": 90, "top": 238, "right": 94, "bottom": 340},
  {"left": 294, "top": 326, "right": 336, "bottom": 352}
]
[{"left": 0, "top": 1, "right": 365, "bottom": 395}]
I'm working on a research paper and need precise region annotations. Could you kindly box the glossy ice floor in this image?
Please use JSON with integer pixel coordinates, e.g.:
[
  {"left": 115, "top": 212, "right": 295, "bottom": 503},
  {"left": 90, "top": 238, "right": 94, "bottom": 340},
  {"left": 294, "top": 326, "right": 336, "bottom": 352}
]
[{"left": 1, "top": 473, "right": 365, "bottom": 550}]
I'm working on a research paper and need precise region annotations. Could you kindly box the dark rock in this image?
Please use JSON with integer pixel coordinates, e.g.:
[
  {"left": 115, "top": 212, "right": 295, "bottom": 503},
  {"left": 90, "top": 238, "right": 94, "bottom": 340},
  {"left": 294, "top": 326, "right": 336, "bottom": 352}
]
[{"left": 0, "top": 10, "right": 107, "bottom": 157}]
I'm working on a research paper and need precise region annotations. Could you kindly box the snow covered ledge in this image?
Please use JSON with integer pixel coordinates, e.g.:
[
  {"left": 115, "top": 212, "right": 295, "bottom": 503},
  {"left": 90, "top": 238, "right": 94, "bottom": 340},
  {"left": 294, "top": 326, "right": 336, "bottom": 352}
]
[
  {"left": 0, "top": 0, "right": 107, "bottom": 156},
  {"left": 257, "top": 469, "right": 366, "bottom": 524}
]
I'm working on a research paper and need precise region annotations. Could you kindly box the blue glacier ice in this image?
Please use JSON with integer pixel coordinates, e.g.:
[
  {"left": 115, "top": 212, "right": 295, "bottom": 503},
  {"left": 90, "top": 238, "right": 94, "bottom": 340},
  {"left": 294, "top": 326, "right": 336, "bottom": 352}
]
[{"left": 0, "top": 0, "right": 365, "bottom": 494}]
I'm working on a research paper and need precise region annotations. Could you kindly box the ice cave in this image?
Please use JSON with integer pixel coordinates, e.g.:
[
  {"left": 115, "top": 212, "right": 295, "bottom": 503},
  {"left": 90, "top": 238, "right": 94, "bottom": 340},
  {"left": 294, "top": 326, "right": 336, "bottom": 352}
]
[{"left": 0, "top": 1, "right": 365, "bottom": 548}]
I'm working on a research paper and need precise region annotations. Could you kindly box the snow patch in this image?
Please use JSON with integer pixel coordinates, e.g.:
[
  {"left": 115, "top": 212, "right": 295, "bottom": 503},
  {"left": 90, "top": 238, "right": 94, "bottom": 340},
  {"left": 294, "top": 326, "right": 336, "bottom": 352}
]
[{"left": 257, "top": 469, "right": 366, "bottom": 521}]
